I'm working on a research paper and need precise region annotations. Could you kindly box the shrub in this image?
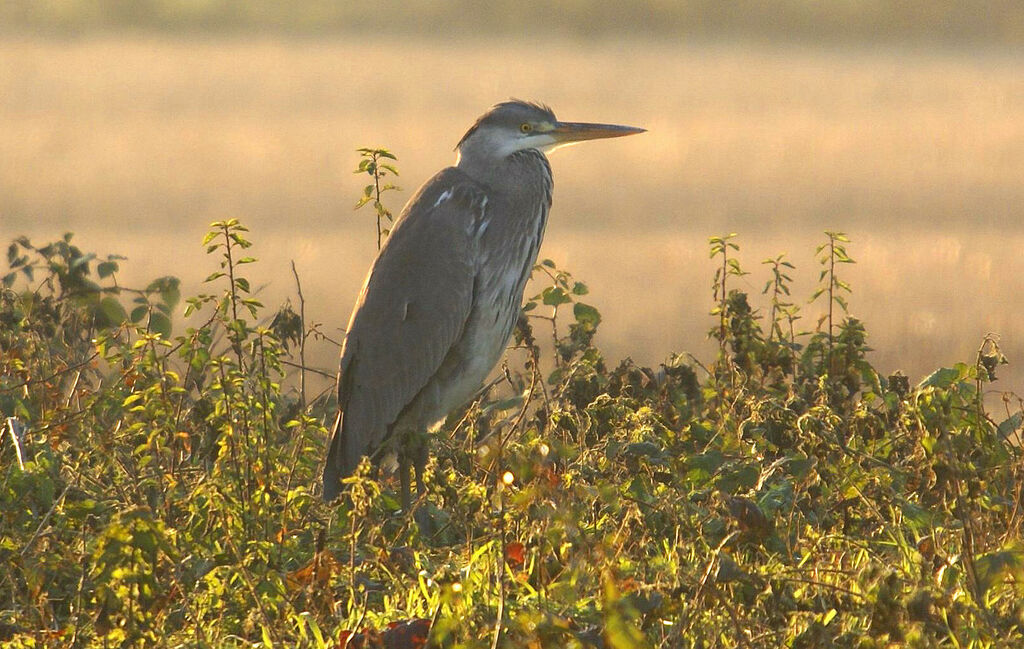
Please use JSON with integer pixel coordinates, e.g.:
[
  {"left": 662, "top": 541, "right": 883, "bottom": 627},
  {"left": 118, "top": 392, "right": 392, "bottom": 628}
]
[{"left": 2, "top": 217, "right": 1022, "bottom": 647}]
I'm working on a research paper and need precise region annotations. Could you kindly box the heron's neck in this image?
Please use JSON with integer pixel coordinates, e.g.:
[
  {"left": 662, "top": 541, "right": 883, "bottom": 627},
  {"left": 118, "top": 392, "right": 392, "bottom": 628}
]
[{"left": 456, "top": 149, "right": 553, "bottom": 201}]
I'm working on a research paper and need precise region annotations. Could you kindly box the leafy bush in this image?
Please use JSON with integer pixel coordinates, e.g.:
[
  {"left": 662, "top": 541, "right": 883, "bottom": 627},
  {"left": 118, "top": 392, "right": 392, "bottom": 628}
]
[{"left": 2, "top": 217, "right": 1023, "bottom": 646}]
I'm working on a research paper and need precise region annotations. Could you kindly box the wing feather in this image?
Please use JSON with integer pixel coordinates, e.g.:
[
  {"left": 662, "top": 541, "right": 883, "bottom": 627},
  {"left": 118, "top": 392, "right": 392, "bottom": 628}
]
[{"left": 323, "top": 167, "right": 486, "bottom": 500}]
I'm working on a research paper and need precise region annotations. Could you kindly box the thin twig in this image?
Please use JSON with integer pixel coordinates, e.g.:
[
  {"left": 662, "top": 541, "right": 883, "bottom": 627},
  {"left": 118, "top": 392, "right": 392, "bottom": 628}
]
[
  {"left": 20, "top": 483, "right": 72, "bottom": 557},
  {"left": 6, "top": 417, "right": 25, "bottom": 470},
  {"left": 778, "top": 575, "right": 867, "bottom": 602},
  {"left": 291, "top": 260, "right": 307, "bottom": 409},
  {"left": 280, "top": 359, "right": 337, "bottom": 381},
  {"left": 342, "top": 597, "right": 369, "bottom": 649},
  {"left": 223, "top": 533, "right": 279, "bottom": 643},
  {"left": 0, "top": 352, "right": 99, "bottom": 394},
  {"left": 490, "top": 473, "right": 507, "bottom": 649}
]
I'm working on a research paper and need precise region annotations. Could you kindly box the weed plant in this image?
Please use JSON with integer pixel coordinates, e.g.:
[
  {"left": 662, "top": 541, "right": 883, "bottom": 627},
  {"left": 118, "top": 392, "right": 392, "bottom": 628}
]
[{"left": 2, "top": 171, "right": 1023, "bottom": 648}]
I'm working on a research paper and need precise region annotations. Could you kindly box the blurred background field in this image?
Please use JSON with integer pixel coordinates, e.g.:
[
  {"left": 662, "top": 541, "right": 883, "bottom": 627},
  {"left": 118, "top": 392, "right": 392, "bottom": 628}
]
[
  {"left": 1, "top": 1, "right": 1023, "bottom": 392},
  {"left": 4, "top": 0, "right": 1024, "bottom": 45}
]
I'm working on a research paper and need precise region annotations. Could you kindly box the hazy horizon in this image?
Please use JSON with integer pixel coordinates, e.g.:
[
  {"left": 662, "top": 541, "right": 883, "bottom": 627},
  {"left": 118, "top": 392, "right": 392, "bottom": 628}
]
[{"left": 2, "top": 33, "right": 1022, "bottom": 396}]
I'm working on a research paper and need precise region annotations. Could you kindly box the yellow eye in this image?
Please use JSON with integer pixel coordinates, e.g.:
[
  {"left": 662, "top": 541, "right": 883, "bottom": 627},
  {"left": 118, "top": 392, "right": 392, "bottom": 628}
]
[{"left": 520, "top": 123, "right": 533, "bottom": 133}]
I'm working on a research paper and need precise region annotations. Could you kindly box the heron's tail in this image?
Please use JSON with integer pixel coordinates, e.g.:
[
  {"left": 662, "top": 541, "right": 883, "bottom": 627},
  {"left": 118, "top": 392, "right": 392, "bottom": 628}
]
[{"left": 322, "top": 410, "right": 345, "bottom": 502}]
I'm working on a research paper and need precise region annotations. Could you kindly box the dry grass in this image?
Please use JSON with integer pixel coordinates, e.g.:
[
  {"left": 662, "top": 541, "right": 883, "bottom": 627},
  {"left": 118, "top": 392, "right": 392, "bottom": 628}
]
[{"left": 1, "top": 35, "right": 1023, "bottom": 391}]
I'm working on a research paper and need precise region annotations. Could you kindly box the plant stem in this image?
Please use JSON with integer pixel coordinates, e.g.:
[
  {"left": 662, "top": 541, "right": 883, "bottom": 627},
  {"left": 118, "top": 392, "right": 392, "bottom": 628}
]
[
  {"left": 374, "top": 154, "right": 384, "bottom": 250},
  {"left": 291, "top": 260, "right": 307, "bottom": 409}
]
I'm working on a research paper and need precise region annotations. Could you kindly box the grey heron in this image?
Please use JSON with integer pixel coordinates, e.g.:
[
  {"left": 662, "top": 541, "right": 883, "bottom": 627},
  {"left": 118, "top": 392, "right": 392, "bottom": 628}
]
[{"left": 323, "top": 100, "right": 644, "bottom": 508}]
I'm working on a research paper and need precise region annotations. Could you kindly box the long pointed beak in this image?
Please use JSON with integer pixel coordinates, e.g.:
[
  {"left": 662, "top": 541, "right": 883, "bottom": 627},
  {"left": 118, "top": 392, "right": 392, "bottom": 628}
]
[{"left": 550, "top": 121, "right": 646, "bottom": 144}]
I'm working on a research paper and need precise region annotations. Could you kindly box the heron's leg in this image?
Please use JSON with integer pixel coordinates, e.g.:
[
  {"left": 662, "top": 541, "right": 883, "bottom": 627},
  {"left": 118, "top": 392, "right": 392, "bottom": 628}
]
[
  {"left": 413, "top": 440, "right": 428, "bottom": 498},
  {"left": 409, "top": 435, "right": 434, "bottom": 537}
]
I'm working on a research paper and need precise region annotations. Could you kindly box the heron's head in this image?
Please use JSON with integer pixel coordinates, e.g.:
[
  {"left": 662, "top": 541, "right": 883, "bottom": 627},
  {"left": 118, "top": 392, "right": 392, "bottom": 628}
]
[{"left": 456, "top": 100, "right": 644, "bottom": 166}]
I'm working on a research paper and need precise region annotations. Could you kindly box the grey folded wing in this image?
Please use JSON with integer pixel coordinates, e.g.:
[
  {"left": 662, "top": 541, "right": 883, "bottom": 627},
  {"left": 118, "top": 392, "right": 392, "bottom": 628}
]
[{"left": 323, "top": 168, "right": 488, "bottom": 500}]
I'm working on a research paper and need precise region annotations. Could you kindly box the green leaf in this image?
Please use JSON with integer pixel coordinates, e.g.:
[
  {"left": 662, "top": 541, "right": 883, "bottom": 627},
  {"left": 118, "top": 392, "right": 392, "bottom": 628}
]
[
  {"left": 146, "top": 276, "right": 181, "bottom": 310},
  {"left": 918, "top": 367, "right": 959, "bottom": 389},
  {"left": 620, "top": 441, "right": 666, "bottom": 463},
  {"left": 242, "top": 298, "right": 263, "bottom": 318},
  {"left": 716, "top": 463, "right": 759, "bottom": 493},
  {"left": 786, "top": 454, "right": 816, "bottom": 480},
  {"left": 96, "top": 297, "right": 127, "bottom": 327},
  {"left": 573, "top": 302, "right": 601, "bottom": 328},
  {"left": 686, "top": 450, "right": 724, "bottom": 484},
  {"left": 998, "top": 412, "right": 1023, "bottom": 439},
  {"left": 974, "top": 545, "right": 1024, "bottom": 599},
  {"left": 149, "top": 312, "right": 172, "bottom": 338},
  {"left": 97, "top": 260, "right": 119, "bottom": 278},
  {"left": 759, "top": 480, "right": 794, "bottom": 515},
  {"left": 822, "top": 609, "right": 837, "bottom": 626},
  {"left": 625, "top": 476, "right": 652, "bottom": 502},
  {"left": 921, "top": 434, "right": 937, "bottom": 455},
  {"left": 603, "top": 573, "right": 652, "bottom": 649},
  {"left": 900, "top": 500, "right": 934, "bottom": 533},
  {"left": 70, "top": 252, "right": 96, "bottom": 270},
  {"left": 541, "top": 286, "right": 571, "bottom": 307}
]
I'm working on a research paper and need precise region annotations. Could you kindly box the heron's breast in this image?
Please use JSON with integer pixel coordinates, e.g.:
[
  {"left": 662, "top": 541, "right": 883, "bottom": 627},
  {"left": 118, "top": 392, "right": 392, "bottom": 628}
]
[
  {"left": 433, "top": 299, "right": 515, "bottom": 409},
  {"left": 421, "top": 190, "right": 550, "bottom": 423}
]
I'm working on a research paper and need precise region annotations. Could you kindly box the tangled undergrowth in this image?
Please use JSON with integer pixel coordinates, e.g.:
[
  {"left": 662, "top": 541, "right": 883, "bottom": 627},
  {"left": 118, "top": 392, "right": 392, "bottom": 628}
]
[{"left": 2, "top": 214, "right": 1024, "bottom": 648}]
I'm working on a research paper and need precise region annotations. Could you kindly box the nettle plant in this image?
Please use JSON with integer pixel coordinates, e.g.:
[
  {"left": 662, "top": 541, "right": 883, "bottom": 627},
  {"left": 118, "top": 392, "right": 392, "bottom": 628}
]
[
  {"left": 2, "top": 149, "right": 1023, "bottom": 648},
  {"left": 1, "top": 221, "right": 334, "bottom": 646}
]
